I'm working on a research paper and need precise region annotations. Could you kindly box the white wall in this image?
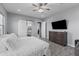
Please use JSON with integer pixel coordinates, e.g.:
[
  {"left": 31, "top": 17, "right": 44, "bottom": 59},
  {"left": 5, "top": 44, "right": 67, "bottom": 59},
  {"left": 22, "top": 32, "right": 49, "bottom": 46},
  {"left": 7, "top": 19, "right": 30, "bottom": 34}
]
[
  {"left": 7, "top": 13, "right": 42, "bottom": 36},
  {"left": 0, "top": 4, "right": 7, "bottom": 34},
  {"left": 46, "top": 5, "right": 79, "bottom": 47}
]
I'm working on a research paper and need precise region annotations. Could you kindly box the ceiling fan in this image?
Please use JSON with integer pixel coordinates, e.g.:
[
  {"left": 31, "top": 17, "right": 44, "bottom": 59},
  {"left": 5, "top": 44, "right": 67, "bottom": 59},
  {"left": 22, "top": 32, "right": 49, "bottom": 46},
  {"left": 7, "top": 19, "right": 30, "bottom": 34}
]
[{"left": 32, "top": 3, "right": 50, "bottom": 13}]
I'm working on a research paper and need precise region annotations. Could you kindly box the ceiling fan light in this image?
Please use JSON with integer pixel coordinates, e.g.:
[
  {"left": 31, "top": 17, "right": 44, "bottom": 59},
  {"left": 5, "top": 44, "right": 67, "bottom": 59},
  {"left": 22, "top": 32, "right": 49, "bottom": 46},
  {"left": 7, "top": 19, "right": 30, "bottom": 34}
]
[
  {"left": 38, "top": 9, "right": 44, "bottom": 13},
  {"left": 41, "top": 6, "right": 47, "bottom": 9},
  {"left": 32, "top": 3, "right": 50, "bottom": 13}
]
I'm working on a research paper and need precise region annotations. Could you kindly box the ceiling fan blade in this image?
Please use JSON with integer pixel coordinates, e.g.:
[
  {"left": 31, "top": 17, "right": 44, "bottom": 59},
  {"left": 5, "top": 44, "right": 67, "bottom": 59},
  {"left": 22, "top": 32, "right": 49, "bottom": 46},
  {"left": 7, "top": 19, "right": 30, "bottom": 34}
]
[
  {"left": 46, "top": 8, "right": 50, "bottom": 10},
  {"left": 39, "top": 3, "right": 43, "bottom": 6},
  {"left": 33, "top": 9, "right": 37, "bottom": 11},
  {"left": 44, "top": 3, "right": 48, "bottom": 6},
  {"left": 32, "top": 3, "right": 50, "bottom": 12},
  {"left": 33, "top": 7, "right": 39, "bottom": 11},
  {"left": 32, "top": 4, "right": 38, "bottom": 7}
]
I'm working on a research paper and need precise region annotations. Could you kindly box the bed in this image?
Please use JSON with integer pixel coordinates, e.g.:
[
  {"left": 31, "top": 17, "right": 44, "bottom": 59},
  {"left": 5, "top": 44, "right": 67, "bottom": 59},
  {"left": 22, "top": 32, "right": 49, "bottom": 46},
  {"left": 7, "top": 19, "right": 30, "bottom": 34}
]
[{"left": 0, "top": 33, "right": 50, "bottom": 56}]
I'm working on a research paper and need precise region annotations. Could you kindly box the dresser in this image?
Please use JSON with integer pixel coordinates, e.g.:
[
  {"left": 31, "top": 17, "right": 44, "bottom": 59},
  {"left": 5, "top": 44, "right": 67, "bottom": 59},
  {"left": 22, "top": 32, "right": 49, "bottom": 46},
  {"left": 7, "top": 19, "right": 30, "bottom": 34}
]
[{"left": 49, "top": 31, "right": 67, "bottom": 46}]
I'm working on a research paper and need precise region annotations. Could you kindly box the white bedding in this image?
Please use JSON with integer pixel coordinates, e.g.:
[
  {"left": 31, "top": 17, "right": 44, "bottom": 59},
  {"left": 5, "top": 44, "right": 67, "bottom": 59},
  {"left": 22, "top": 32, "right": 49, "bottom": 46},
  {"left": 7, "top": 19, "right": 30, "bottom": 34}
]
[{"left": 0, "top": 36, "right": 49, "bottom": 56}]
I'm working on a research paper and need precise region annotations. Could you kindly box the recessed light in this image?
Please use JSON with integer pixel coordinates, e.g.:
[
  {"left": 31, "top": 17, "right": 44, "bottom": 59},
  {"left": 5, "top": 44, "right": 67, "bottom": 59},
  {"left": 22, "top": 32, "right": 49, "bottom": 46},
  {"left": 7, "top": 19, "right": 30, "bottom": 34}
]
[{"left": 17, "top": 9, "right": 21, "bottom": 12}]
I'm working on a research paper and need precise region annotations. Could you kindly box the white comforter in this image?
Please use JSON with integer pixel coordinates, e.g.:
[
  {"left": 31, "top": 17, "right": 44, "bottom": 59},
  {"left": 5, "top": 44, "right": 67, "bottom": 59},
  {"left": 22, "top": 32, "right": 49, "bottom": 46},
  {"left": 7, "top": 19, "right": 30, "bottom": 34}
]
[{"left": 0, "top": 36, "right": 49, "bottom": 56}]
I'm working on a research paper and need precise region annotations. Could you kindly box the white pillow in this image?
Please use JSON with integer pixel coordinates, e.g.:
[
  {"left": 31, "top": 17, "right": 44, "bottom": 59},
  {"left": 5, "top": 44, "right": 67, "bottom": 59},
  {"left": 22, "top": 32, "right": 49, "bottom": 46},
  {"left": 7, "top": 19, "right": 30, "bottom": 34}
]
[
  {"left": 7, "top": 38, "right": 26, "bottom": 51},
  {"left": 0, "top": 34, "right": 9, "bottom": 41},
  {"left": 8, "top": 33, "right": 17, "bottom": 40},
  {"left": 0, "top": 41, "right": 8, "bottom": 53},
  {"left": 0, "top": 33, "right": 17, "bottom": 41},
  {"left": 7, "top": 38, "right": 20, "bottom": 50},
  {"left": 1, "top": 33, "right": 18, "bottom": 51}
]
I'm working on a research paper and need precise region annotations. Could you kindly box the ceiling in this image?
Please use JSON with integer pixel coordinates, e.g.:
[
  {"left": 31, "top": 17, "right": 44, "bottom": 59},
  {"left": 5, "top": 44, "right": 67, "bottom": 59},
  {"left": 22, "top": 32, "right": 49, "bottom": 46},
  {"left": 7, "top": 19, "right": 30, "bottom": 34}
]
[{"left": 2, "top": 3, "right": 79, "bottom": 19}]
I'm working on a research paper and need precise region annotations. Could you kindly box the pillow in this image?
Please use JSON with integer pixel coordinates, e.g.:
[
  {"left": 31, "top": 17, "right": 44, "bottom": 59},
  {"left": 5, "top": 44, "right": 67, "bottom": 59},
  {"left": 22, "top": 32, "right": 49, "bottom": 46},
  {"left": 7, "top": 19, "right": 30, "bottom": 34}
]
[
  {"left": 1, "top": 33, "right": 18, "bottom": 51},
  {"left": 8, "top": 33, "right": 17, "bottom": 40},
  {"left": 7, "top": 38, "right": 19, "bottom": 50},
  {"left": 0, "top": 34, "right": 9, "bottom": 41},
  {"left": 0, "top": 41, "right": 8, "bottom": 53},
  {"left": 0, "top": 33, "right": 17, "bottom": 41},
  {"left": 7, "top": 38, "right": 26, "bottom": 51}
]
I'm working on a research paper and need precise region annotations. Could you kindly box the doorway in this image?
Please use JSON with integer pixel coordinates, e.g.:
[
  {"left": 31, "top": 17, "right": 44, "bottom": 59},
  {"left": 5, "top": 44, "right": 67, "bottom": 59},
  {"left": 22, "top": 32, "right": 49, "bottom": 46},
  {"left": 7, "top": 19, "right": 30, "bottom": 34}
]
[{"left": 37, "top": 22, "right": 41, "bottom": 38}]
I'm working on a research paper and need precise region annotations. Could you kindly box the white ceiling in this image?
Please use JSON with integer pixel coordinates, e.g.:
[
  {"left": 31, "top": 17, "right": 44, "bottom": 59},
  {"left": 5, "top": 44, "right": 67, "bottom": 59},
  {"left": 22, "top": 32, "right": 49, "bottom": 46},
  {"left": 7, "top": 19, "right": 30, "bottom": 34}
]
[{"left": 2, "top": 3, "right": 79, "bottom": 19}]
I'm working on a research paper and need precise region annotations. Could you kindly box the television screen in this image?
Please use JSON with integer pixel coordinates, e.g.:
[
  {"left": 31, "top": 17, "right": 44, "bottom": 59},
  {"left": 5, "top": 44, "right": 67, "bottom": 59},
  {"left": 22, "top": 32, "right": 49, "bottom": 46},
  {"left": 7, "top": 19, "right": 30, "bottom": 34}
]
[{"left": 51, "top": 20, "right": 67, "bottom": 29}]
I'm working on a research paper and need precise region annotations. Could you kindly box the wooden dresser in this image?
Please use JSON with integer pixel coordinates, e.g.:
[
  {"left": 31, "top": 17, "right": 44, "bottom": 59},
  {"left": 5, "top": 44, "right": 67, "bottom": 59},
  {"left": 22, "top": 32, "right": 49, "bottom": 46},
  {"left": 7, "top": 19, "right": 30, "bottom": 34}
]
[{"left": 49, "top": 31, "right": 67, "bottom": 46}]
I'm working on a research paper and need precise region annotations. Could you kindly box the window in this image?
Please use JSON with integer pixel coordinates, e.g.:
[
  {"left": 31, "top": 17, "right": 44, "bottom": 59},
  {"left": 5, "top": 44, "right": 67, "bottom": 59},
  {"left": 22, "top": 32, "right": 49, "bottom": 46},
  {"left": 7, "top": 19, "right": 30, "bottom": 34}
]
[{"left": 0, "top": 13, "right": 5, "bottom": 35}]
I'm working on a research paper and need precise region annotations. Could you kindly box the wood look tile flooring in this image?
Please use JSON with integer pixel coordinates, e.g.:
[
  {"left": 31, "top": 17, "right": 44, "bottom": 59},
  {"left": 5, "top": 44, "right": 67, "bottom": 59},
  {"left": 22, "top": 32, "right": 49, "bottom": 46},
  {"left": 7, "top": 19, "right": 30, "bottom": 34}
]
[{"left": 48, "top": 41, "right": 75, "bottom": 56}]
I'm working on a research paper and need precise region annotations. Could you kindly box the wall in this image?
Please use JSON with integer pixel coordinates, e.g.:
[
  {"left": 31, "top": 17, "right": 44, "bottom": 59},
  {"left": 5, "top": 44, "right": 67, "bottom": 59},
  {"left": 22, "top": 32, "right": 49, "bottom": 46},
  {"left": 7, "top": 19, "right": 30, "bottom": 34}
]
[
  {"left": 46, "top": 5, "right": 79, "bottom": 47},
  {"left": 0, "top": 4, "right": 7, "bottom": 34},
  {"left": 7, "top": 13, "right": 42, "bottom": 36}
]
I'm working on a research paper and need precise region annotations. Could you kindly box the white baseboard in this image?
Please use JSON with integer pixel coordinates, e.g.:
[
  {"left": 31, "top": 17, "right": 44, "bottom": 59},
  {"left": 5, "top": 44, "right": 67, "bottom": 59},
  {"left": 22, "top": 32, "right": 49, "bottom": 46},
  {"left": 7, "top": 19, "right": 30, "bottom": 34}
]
[{"left": 68, "top": 43, "right": 75, "bottom": 47}]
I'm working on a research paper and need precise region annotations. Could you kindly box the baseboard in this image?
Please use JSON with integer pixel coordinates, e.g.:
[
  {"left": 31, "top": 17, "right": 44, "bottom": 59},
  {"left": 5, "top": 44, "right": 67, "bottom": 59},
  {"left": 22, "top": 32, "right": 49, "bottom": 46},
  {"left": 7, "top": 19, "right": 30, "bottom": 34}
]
[{"left": 68, "top": 43, "right": 75, "bottom": 47}]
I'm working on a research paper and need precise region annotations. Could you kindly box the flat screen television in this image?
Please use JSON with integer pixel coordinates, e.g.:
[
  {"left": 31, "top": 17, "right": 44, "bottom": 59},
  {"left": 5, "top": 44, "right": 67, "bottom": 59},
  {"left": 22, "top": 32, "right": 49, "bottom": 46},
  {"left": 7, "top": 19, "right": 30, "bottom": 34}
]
[{"left": 51, "top": 20, "right": 67, "bottom": 29}]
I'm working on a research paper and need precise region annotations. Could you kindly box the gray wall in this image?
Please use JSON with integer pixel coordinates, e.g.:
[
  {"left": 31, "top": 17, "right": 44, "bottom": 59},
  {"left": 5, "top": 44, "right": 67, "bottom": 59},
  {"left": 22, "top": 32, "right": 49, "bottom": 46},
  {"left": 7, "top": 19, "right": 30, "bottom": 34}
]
[{"left": 7, "top": 13, "right": 42, "bottom": 35}]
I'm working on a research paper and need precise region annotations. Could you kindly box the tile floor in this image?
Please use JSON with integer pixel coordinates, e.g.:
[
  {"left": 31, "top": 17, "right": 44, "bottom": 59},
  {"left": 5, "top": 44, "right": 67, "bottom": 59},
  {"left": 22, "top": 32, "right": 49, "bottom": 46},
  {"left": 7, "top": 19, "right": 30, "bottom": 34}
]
[{"left": 48, "top": 41, "right": 75, "bottom": 56}]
